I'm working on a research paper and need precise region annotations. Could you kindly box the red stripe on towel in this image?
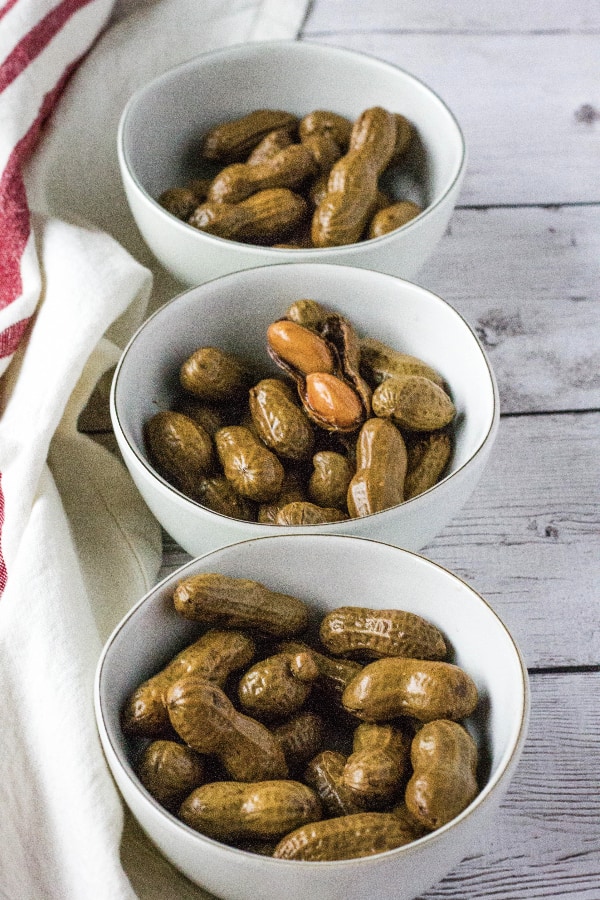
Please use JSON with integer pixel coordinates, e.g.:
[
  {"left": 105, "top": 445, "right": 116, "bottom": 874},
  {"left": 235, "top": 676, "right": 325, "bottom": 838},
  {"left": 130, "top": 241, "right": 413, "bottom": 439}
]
[{"left": 0, "top": 0, "right": 94, "bottom": 93}]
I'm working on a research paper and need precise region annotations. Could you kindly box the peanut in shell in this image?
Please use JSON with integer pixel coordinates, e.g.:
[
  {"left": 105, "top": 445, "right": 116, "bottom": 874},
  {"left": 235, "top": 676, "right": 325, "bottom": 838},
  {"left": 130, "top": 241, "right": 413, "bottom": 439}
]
[
  {"left": 405, "top": 719, "right": 479, "bottom": 830},
  {"left": 359, "top": 337, "right": 445, "bottom": 389},
  {"left": 121, "top": 628, "right": 256, "bottom": 737},
  {"left": 201, "top": 109, "right": 299, "bottom": 161},
  {"left": 215, "top": 425, "right": 285, "bottom": 502},
  {"left": 404, "top": 430, "right": 453, "bottom": 500},
  {"left": 207, "top": 143, "right": 317, "bottom": 204},
  {"left": 137, "top": 740, "right": 205, "bottom": 811},
  {"left": 308, "top": 450, "right": 353, "bottom": 510},
  {"left": 346, "top": 417, "right": 407, "bottom": 517},
  {"left": 172, "top": 572, "right": 309, "bottom": 637},
  {"left": 273, "top": 811, "right": 416, "bottom": 860},
  {"left": 166, "top": 675, "right": 288, "bottom": 781},
  {"left": 319, "top": 606, "right": 447, "bottom": 660},
  {"left": 274, "top": 711, "right": 325, "bottom": 773},
  {"left": 238, "top": 650, "right": 320, "bottom": 720},
  {"left": 367, "top": 200, "right": 422, "bottom": 239},
  {"left": 342, "top": 658, "right": 479, "bottom": 723},
  {"left": 342, "top": 723, "right": 411, "bottom": 809},
  {"left": 372, "top": 374, "right": 455, "bottom": 432},
  {"left": 144, "top": 410, "right": 213, "bottom": 497},
  {"left": 189, "top": 188, "right": 308, "bottom": 246},
  {"left": 275, "top": 500, "right": 348, "bottom": 525},
  {"left": 179, "top": 346, "right": 251, "bottom": 403},
  {"left": 304, "top": 750, "right": 365, "bottom": 818},
  {"left": 179, "top": 779, "right": 322, "bottom": 843},
  {"left": 249, "top": 377, "right": 315, "bottom": 461}
]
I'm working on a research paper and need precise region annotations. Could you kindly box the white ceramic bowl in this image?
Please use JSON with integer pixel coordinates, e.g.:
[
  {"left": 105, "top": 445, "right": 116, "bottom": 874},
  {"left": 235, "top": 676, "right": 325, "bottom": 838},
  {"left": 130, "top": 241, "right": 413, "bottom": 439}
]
[
  {"left": 118, "top": 40, "right": 466, "bottom": 286},
  {"left": 95, "top": 533, "right": 529, "bottom": 900},
  {"left": 110, "top": 262, "right": 499, "bottom": 558}
]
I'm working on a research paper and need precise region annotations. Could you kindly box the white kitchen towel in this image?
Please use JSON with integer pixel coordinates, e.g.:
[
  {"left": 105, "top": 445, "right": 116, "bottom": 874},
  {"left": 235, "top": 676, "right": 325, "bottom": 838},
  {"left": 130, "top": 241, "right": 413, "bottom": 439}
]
[{"left": 0, "top": 1, "right": 310, "bottom": 898}]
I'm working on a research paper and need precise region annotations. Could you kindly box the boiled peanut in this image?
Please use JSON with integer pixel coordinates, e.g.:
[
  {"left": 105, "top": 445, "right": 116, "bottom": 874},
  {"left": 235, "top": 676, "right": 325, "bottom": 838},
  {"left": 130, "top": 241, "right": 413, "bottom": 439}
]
[
  {"left": 278, "top": 640, "right": 363, "bottom": 701},
  {"left": 249, "top": 378, "right": 315, "bottom": 461},
  {"left": 300, "top": 131, "right": 343, "bottom": 175},
  {"left": 405, "top": 719, "right": 479, "bottom": 829},
  {"left": 390, "top": 114, "right": 415, "bottom": 161},
  {"left": 298, "top": 110, "right": 353, "bottom": 149},
  {"left": 215, "top": 425, "right": 285, "bottom": 502},
  {"left": 274, "top": 711, "right": 325, "bottom": 773},
  {"left": 342, "top": 723, "right": 410, "bottom": 808},
  {"left": 346, "top": 417, "right": 407, "bottom": 517},
  {"left": 273, "top": 811, "right": 416, "bottom": 860},
  {"left": 173, "top": 399, "right": 226, "bottom": 436},
  {"left": 308, "top": 450, "right": 353, "bottom": 510},
  {"left": 144, "top": 410, "right": 213, "bottom": 497},
  {"left": 172, "top": 572, "right": 309, "bottom": 637},
  {"left": 348, "top": 106, "right": 398, "bottom": 165},
  {"left": 157, "top": 187, "right": 197, "bottom": 220},
  {"left": 246, "top": 126, "right": 296, "bottom": 165},
  {"left": 179, "top": 779, "right": 322, "bottom": 843},
  {"left": 359, "top": 337, "right": 446, "bottom": 389},
  {"left": 312, "top": 108, "right": 397, "bottom": 247},
  {"left": 284, "top": 298, "right": 329, "bottom": 330},
  {"left": 342, "top": 658, "right": 479, "bottom": 723},
  {"left": 304, "top": 751, "right": 365, "bottom": 817},
  {"left": 311, "top": 150, "right": 380, "bottom": 247},
  {"left": 238, "top": 650, "right": 319, "bottom": 720},
  {"left": 189, "top": 188, "right": 308, "bottom": 245},
  {"left": 137, "top": 740, "right": 205, "bottom": 811},
  {"left": 121, "top": 628, "right": 256, "bottom": 736},
  {"left": 257, "top": 471, "right": 306, "bottom": 524},
  {"left": 207, "top": 144, "right": 317, "bottom": 204},
  {"left": 372, "top": 374, "right": 455, "bottom": 431},
  {"left": 266, "top": 320, "right": 335, "bottom": 376},
  {"left": 180, "top": 346, "right": 251, "bottom": 403},
  {"left": 201, "top": 110, "right": 298, "bottom": 161},
  {"left": 319, "top": 606, "right": 447, "bottom": 660},
  {"left": 404, "top": 430, "right": 453, "bottom": 499},
  {"left": 166, "top": 675, "right": 288, "bottom": 781},
  {"left": 275, "top": 500, "right": 348, "bottom": 525},
  {"left": 193, "top": 474, "right": 257, "bottom": 521},
  {"left": 367, "top": 200, "right": 422, "bottom": 239}
]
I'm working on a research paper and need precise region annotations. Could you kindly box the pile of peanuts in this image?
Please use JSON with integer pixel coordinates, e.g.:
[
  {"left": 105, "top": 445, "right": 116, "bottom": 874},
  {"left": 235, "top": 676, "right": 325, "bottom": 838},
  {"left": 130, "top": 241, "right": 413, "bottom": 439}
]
[
  {"left": 143, "top": 298, "right": 456, "bottom": 524},
  {"left": 157, "top": 106, "right": 423, "bottom": 248},
  {"left": 122, "top": 572, "right": 481, "bottom": 860}
]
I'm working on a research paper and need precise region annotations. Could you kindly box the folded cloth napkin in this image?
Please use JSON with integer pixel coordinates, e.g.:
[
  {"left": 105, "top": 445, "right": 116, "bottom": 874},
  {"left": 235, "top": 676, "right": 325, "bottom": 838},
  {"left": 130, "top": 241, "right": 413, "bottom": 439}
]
[{"left": 0, "top": 1, "right": 309, "bottom": 898}]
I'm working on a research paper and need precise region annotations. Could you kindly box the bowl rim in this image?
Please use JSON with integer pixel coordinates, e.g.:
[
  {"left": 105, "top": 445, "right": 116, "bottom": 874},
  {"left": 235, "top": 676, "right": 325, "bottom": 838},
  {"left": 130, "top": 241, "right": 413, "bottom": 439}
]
[
  {"left": 109, "top": 261, "right": 500, "bottom": 529},
  {"left": 117, "top": 38, "right": 468, "bottom": 256},
  {"left": 94, "top": 532, "right": 530, "bottom": 870}
]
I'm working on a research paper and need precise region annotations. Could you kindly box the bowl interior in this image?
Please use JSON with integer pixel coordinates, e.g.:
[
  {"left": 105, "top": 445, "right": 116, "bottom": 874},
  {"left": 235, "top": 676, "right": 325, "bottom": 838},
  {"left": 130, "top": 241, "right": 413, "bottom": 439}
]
[
  {"left": 112, "top": 263, "right": 497, "bottom": 500},
  {"left": 96, "top": 534, "right": 528, "bottom": 852},
  {"left": 121, "top": 40, "right": 465, "bottom": 216}
]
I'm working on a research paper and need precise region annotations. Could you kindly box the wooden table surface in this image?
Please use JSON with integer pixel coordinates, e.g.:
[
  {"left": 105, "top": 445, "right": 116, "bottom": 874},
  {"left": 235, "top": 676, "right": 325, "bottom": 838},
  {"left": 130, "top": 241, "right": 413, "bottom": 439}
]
[{"left": 84, "top": 2, "right": 600, "bottom": 897}]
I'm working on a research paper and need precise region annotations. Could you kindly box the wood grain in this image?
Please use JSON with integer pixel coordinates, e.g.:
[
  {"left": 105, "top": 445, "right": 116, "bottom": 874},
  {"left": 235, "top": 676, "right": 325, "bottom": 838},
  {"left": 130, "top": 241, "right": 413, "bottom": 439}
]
[
  {"left": 419, "top": 205, "right": 600, "bottom": 414},
  {"left": 305, "top": 1, "right": 600, "bottom": 33}
]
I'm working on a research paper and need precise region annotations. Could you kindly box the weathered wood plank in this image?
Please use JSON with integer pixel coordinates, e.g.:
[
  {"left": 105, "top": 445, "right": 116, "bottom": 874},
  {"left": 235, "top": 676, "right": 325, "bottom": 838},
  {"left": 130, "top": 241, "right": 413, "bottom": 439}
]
[
  {"left": 305, "top": 0, "right": 600, "bottom": 34},
  {"left": 157, "top": 411, "right": 600, "bottom": 670},
  {"left": 119, "top": 671, "right": 600, "bottom": 899},
  {"left": 419, "top": 205, "right": 600, "bottom": 414},
  {"left": 298, "top": 31, "right": 600, "bottom": 205},
  {"left": 423, "top": 412, "right": 600, "bottom": 669}
]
